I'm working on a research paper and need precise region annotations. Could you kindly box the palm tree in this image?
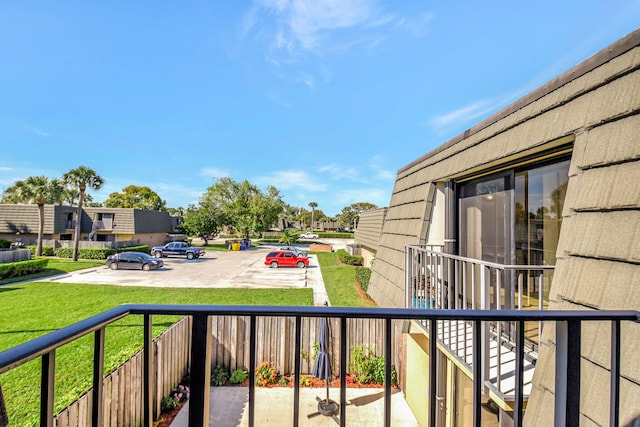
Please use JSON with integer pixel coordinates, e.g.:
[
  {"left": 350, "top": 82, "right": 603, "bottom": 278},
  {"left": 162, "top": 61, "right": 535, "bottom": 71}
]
[
  {"left": 63, "top": 166, "right": 104, "bottom": 261},
  {"left": 308, "top": 202, "right": 318, "bottom": 231},
  {"left": 2, "top": 176, "right": 62, "bottom": 256}
]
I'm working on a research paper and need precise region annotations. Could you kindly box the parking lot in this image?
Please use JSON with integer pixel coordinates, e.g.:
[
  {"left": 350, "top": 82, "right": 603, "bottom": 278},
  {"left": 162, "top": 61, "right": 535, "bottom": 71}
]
[{"left": 44, "top": 243, "right": 331, "bottom": 305}]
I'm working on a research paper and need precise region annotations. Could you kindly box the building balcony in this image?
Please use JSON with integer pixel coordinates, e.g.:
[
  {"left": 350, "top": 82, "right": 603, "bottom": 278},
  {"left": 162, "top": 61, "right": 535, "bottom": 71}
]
[
  {"left": 0, "top": 304, "right": 635, "bottom": 426},
  {"left": 405, "top": 245, "right": 557, "bottom": 411},
  {"left": 92, "top": 220, "right": 114, "bottom": 230}
]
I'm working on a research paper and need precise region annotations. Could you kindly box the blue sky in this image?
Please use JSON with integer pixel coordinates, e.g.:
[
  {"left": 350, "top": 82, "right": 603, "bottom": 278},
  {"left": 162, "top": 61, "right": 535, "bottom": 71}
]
[{"left": 1, "top": 1, "right": 638, "bottom": 216}]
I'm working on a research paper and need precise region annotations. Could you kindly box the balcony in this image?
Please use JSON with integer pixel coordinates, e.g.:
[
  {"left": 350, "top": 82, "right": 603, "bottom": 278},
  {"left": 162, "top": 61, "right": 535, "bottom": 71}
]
[
  {"left": 405, "top": 245, "right": 557, "bottom": 410},
  {"left": 92, "top": 220, "right": 114, "bottom": 231},
  {"left": 0, "top": 304, "right": 636, "bottom": 426}
]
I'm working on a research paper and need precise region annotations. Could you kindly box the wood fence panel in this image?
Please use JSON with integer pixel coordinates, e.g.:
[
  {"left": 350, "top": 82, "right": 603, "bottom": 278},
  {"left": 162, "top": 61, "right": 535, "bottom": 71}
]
[
  {"left": 121, "top": 357, "right": 129, "bottom": 427},
  {"left": 67, "top": 401, "right": 77, "bottom": 427},
  {"left": 110, "top": 370, "right": 119, "bottom": 426},
  {"left": 155, "top": 338, "right": 165, "bottom": 416},
  {"left": 55, "top": 410, "right": 68, "bottom": 426},
  {"left": 53, "top": 315, "right": 398, "bottom": 426},
  {"left": 102, "top": 377, "right": 111, "bottom": 427}
]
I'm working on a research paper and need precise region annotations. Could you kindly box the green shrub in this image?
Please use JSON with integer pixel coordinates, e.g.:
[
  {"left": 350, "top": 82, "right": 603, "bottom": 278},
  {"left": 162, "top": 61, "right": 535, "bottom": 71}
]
[
  {"left": 278, "top": 376, "right": 290, "bottom": 386},
  {"left": 24, "top": 245, "right": 55, "bottom": 256},
  {"left": 349, "top": 345, "right": 397, "bottom": 386},
  {"left": 0, "top": 239, "right": 11, "bottom": 249},
  {"left": 117, "top": 245, "right": 150, "bottom": 253},
  {"left": 299, "top": 375, "right": 311, "bottom": 387},
  {"left": 0, "top": 259, "right": 49, "bottom": 279},
  {"left": 55, "top": 247, "right": 117, "bottom": 259},
  {"left": 229, "top": 369, "right": 248, "bottom": 384},
  {"left": 160, "top": 383, "right": 190, "bottom": 413},
  {"left": 355, "top": 267, "right": 371, "bottom": 292},
  {"left": 336, "top": 249, "right": 363, "bottom": 266},
  {"left": 210, "top": 363, "right": 229, "bottom": 386},
  {"left": 322, "top": 232, "right": 353, "bottom": 239},
  {"left": 255, "top": 362, "right": 278, "bottom": 386}
]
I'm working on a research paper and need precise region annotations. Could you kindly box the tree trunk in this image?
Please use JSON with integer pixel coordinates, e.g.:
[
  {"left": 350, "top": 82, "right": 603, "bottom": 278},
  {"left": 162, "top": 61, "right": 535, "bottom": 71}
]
[
  {"left": 36, "top": 203, "right": 44, "bottom": 257},
  {"left": 72, "top": 191, "right": 85, "bottom": 261}
]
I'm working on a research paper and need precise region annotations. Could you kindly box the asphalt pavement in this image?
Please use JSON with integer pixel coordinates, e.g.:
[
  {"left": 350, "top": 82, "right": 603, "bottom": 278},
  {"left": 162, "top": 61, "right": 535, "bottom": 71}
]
[{"left": 42, "top": 242, "right": 332, "bottom": 306}]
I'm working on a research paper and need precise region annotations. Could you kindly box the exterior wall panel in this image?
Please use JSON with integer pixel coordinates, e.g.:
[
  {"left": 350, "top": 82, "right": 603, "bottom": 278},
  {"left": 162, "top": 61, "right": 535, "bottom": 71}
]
[
  {"left": 355, "top": 208, "right": 387, "bottom": 252},
  {"left": 367, "top": 30, "right": 640, "bottom": 424}
]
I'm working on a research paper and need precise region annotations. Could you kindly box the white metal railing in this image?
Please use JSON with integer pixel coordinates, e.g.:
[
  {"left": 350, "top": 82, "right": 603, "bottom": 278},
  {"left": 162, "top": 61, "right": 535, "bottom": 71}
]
[{"left": 405, "top": 244, "right": 555, "bottom": 402}]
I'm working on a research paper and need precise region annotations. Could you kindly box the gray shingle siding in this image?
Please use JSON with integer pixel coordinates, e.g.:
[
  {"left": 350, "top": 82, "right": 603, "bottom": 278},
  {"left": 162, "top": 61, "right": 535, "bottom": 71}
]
[
  {"left": 355, "top": 208, "right": 387, "bottom": 251},
  {"left": 368, "top": 29, "right": 640, "bottom": 425},
  {"left": 0, "top": 204, "right": 174, "bottom": 238},
  {"left": 133, "top": 209, "right": 174, "bottom": 233}
]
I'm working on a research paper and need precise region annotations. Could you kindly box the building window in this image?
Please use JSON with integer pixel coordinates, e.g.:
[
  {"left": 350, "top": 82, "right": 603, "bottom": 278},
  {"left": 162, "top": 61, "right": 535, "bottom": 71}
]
[{"left": 457, "top": 156, "right": 570, "bottom": 267}]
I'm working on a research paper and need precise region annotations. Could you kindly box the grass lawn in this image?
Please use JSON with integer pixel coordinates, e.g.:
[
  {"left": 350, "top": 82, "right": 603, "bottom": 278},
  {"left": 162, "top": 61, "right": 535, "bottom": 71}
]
[
  {"left": 0, "top": 257, "right": 104, "bottom": 286},
  {"left": 0, "top": 275, "right": 313, "bottom": 424},
  {"left": 315, "top": 252, "right": 376, "bottom": 308},
  {"left": 0, "top": 252, "right": 371, "bottom": 424}
]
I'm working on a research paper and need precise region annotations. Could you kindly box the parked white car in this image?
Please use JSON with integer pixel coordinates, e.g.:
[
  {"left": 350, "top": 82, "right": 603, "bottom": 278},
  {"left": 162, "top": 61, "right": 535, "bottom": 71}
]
[{"left": 298, "top": 232, "right": 319, "bottom": 240}]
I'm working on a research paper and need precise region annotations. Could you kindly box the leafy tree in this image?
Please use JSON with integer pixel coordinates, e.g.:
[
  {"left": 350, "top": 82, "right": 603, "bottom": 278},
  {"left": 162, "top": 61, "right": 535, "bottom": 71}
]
[
  {"left": 202, "top": 177, "right": 284, "bottom": 239},
  {"left": 296, "top": 211, "right": 311, "bottom": 227},
  {"left": 339, "top": 202, "right": 378, "bottom": 229},
  {"left": 104, "top": 185, "right": 166, "bottom": 211},
  {"left": 278, "top": 229, "right": 298, "bottom": 245},
  {"left": 297, "top": 208, "right": 327, "bottom": 228},
  {"left": 62, "top": 166, "right": 104, "bottom": 261},
  {"left": 58, "top": 187, "right": 91, "bottom": 206},
  {"left": 308, "top": 202, "right": 318, "bottom": 231},
  {"left": 181, "top": 203, "right": 219, "bottom": 245},
  {"left": 2, "top": 176, "right": 64, "bottom": 256},
  {"left": 167, "top": 207, "right": 185, "bottom": 216}
]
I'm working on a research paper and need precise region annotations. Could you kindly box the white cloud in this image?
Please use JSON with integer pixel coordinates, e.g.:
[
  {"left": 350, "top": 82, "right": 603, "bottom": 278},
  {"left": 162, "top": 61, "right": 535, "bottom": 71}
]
[
  {"left": 199, "top": 167, "right": 230, "bottom": 179},
  {"left": 332, "top": 187, "right": 390, "bottom": 207},
  {"left": 366, "top": 156, "right": 395, "bottom": 181},
  {"left": 317, "top": 163, "right": 361, "bottom": 181},
  {"left": 243, "top": 0, "right": 398, "bottom": 56},
  {"left": 21, "top": 123, "right": 50, "bottom": 137},
  {"left": 254, "top": 170, "right": 328, "bottom": 192}
]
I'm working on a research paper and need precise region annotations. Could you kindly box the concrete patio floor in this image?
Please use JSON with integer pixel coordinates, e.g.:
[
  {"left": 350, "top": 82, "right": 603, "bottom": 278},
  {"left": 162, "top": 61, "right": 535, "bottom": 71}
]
[{"left": 170, "top": 387, "right": 419, "bottom": 426}]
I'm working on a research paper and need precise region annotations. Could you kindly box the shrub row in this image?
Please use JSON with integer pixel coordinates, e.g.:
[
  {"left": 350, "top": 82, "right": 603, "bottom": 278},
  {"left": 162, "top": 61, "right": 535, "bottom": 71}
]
[
  {"left": 321, "top": 232, "right": 353, "bottom": 239},
  {"left": 0, "top": 258, "right": 49, "bottom": 279},
  {"left": 55, "top": 247, "right": 116, "bottom": 259},
  {"left": 336, "top": 249, "right": 363, "bottom": 266},
  {"left": 54, "top": 245, "right": 150, "bottom": 260},
  {"left": 355, "top": 267, "right": 371, "bottom": 292},
  {"left": 117, "top": 245, "right": 150, "bottom": 253},
  {"left": 25, "top": 245, "right": 55, "bottom": 256}
]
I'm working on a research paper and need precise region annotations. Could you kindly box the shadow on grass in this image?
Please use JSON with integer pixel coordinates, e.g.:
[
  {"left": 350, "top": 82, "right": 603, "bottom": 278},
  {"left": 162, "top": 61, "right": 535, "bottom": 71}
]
[
  {"left": 0, "top": 268, "right": 68, "bottom": 286},
  {"left": 0, "top": 321, "right": 179, "bottom": 335}
]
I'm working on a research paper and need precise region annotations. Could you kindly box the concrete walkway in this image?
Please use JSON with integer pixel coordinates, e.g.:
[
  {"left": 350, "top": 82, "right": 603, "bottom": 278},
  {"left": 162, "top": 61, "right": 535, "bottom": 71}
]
[{"left": 170, "top": 387, "right": 419, "bottom": 426}]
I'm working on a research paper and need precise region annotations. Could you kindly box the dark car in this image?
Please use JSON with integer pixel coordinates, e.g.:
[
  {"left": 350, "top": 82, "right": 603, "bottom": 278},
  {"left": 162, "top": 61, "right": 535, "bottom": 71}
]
[
  {"left": 264, "top": 250, "right": 309, "bottom": 268},
  {"left": 106, "top": 251, "right": 164, "bottom": 271}
]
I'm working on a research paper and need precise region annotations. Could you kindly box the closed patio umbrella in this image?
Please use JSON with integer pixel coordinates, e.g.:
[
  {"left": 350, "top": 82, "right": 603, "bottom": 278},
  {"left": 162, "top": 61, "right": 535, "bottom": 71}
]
[{"left": 311, "top": 316, "right": 339, "bottom": 416}]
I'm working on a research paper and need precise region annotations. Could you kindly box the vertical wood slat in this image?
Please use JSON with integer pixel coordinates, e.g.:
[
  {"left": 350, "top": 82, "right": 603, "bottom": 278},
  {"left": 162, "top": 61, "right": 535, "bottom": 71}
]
[
  {"left": 102, "top": 377, "right": 111, "bottom": 427},
  {"left": 54, "top": 315, "right": 394, "bottom": 425},
  {"left": 110, "top": 371, "right": 119, "bottom": 426},
  {"left": 121, "top": 356, "right": 129, "bottom": 427}
]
